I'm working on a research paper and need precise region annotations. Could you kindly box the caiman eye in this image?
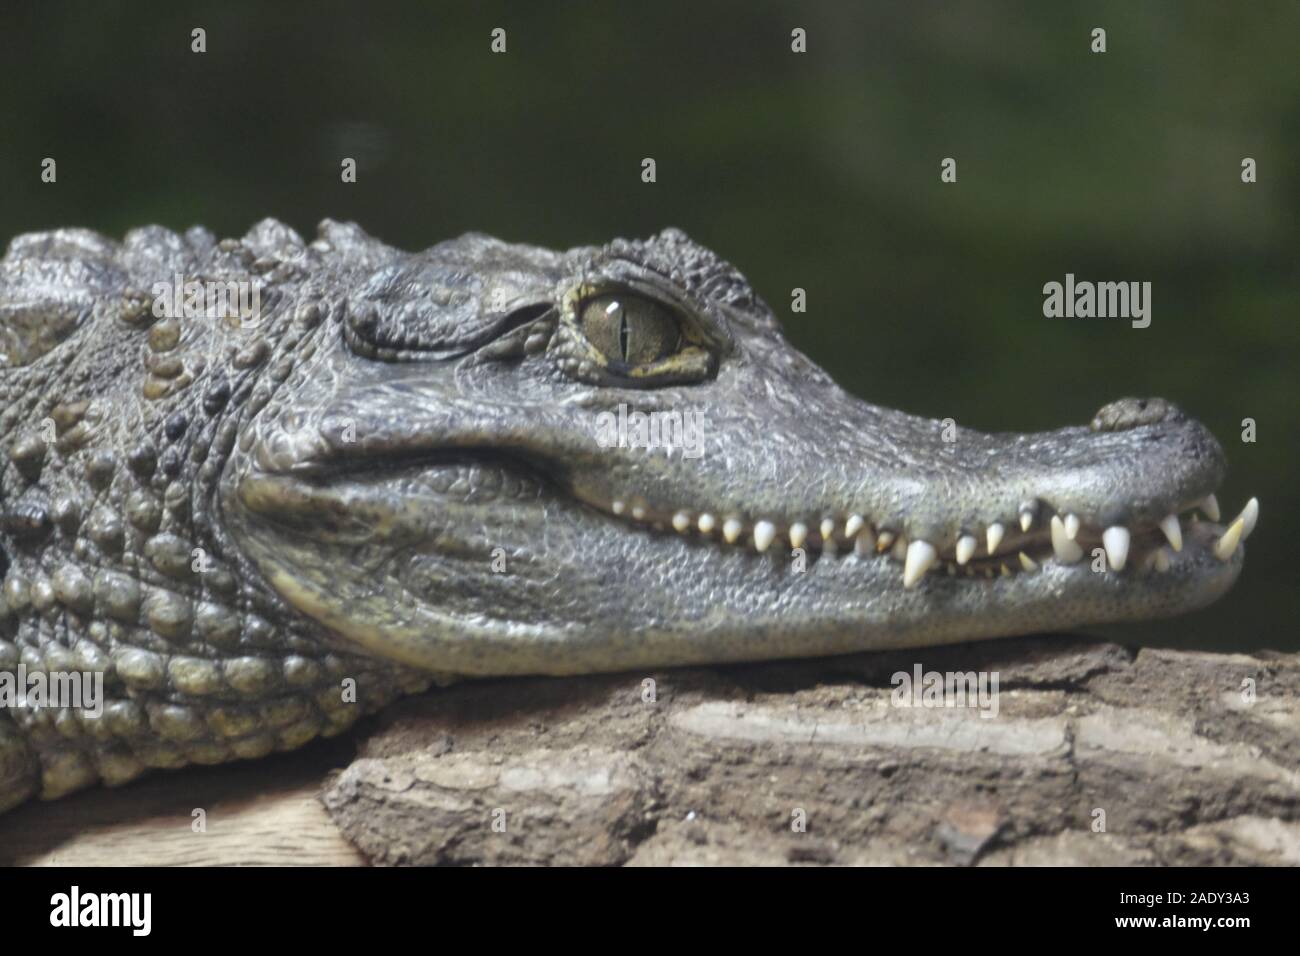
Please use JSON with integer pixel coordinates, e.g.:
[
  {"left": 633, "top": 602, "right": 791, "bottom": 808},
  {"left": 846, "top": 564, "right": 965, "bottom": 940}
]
[{"left": 579, "top": 294, "right": 681, "bottom": 367}]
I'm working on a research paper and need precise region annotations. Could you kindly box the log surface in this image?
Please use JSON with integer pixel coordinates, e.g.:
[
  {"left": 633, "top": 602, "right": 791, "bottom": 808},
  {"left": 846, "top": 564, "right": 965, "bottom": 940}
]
[
  {"left": 323, "top": 636, "right": 1300, "bottom": 866},
  {"left": 4, "top": 635, "right": 1298, "bottom": 866},
  {"left": 0, "top": 735, "right": 364, "bottom": 866}
]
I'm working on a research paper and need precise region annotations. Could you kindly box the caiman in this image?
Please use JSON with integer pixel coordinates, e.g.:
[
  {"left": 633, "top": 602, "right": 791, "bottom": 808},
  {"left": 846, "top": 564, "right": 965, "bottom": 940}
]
[{"left": 0, "top": 220, "right": 1257, "bottom": 813}]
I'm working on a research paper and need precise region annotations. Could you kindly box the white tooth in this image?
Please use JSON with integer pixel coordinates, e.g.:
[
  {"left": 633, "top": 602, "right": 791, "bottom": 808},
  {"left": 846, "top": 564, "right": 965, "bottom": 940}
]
[
  {"left": 1064, "top": 514, "right": 1080, "bottom": 540},
  {"left": 844, "top": 514, "right": 865, "bottom": 539},
  {"left": 1018, "top": 551, "right": 1039, "bottom": 572},
  {"left": 854, "top": 532, "right": 873, "bottom": 557},
  {"left": 1213, "top": 516, "right": 1244, "bottom": 561},
  {"left": 876, "top": 531, "right": 896, "bottom": 553},
  {"left": 1240, "top": 497, "right": 1259, "bottom": 540},
  {"left": 1153, "top": 548, "right": 1171, "bottom": 573},
  {"left": 1158, "top": 514, "right": 1182, "bottom": 552},
  {"left": 722, "top": 518, "right": 744, "bottom": 544},
  {"left": 986, "top": 523, "right": 1005, "bottom": 555},
  {"left": 753, "top": 520, "right": 776, "bottom": 553},
  {"left": 612, "top": 500, "right": 626, "bottom": 516},
  {"left": 891, "top": 537, "right": 909, "bottom": 562},
  {"left": 1199, "top": 494, "right": 1220, "bottom": 522},
  {"left": 1050, "top": 516, "right": 1084, "bottom": 563},
  {"left": 820, "top": 518, "right": 836, "bottom": 542},
  {"left": 631, "top": 505, "right": 647, "bottom": 521},
  {"left": 697, "top": 513, "right": 716, "bottom": 534},
  {"left": 903, "top": 540, "right": 938, "bottom": 588},
  {"left": 788, "top": 522, "right": 808, "bottom": 550},
  {"left": 1102, "top": 526, "right": 1130, "bottom": 571},
  {"left": 672, "top": 511, "right": 692, "bottom": 533},
  {"left": 955, "top": 535, "right": 977, "bottom": 566},
  {"left": 1019, "top": 509, "right": 1034, "bottom": 533}
]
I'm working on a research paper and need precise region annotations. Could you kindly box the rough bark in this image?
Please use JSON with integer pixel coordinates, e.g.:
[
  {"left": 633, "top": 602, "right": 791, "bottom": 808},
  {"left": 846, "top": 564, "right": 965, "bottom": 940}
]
[{"left": 321, "top": 635, "right": 1300, "bottom": 866}]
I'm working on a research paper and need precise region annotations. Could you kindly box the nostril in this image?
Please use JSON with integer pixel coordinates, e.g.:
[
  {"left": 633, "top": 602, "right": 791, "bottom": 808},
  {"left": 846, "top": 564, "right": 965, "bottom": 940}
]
[{"left": 1090, "top": 397, "right": 1180, "bottom": 432}]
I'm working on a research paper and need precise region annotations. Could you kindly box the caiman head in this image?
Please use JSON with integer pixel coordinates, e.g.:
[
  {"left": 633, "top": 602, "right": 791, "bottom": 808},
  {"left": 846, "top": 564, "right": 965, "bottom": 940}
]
[{"left": 225, "top": 228, "right": 1256, "bottom": 676}]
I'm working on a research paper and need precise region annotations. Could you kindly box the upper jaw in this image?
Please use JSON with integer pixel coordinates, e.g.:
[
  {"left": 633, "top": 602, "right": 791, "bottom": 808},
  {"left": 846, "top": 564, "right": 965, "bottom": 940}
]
[
  {"left": 241, "top": 375, "right": 1256, "bottom": 597},
  {"left": 565, "top": 395, "right": 1255, "bottom": 592}
]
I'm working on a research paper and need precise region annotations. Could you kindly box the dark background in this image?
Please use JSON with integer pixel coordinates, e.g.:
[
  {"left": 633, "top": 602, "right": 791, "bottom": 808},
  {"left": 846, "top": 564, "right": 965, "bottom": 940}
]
[{"left": 1, "top": 1, "right": 1294, "bottom": 650}]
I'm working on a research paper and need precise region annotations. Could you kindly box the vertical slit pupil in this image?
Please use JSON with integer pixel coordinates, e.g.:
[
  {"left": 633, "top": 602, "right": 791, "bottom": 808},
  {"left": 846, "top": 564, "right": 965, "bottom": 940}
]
[{"left": 618, "top": 308, "right": 631, "bottom": 362}]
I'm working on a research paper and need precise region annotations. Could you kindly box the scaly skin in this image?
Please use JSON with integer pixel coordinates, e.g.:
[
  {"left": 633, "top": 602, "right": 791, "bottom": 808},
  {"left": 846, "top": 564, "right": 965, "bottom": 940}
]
[{"left": 0, "top": 220, "right": 1253, "bottom": 813}]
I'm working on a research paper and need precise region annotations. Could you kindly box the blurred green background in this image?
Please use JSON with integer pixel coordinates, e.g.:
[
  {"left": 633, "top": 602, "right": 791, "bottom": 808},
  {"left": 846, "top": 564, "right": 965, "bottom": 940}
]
[{"left": 1, "top": 1, "right": 1294, "bottom": 650}]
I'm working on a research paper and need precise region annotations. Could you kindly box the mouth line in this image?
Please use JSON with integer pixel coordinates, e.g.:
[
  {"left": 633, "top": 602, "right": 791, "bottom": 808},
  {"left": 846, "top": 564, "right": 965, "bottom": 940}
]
[
  {"left": 248, "top": 445, "right": 1257, "bottom": 589},
  {"left": 574, "top": 488, "right": 1259, "bottom": 586}
]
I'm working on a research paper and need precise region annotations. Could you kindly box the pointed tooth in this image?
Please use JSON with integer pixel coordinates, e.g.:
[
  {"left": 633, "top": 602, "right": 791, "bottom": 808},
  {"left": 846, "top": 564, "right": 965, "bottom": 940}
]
[
  {"left": 819, "top": 518, "right": 836, "bottom": 543},
  {"left": 876, "top": 531, "right": 896, "bottom": 553},
  {"left": 722, "top": 518, "right": 744, "bottom": 544},
  {"left": 854, "top": 530, "right": 873, "bottom": 556},
  {"left": 1158, "top": 513, "right": 1182, "bottom": 552},
  {"left": 631, "top": 505, "right": 647, "bottom": 521},
  {"left": 753, "top": 520, "right": 776, "bottom": 553},
  {"left": 1050, "top": 516, "right": 1083, "bottom": 563},
  {"left": 844, "top": 514, "right": 865, "bottom": 539},
  {"left": 788, "top": 522, "right": 808, "bottom": 550},
  {"left": 1018, "top": 551, "right": 1039, "bottom": 572},
  {"left": 1199, "top": 493, "right": 1220, "bottom": 522},
  {"left": 1000, "top": 564, "right": 1012, "bottom": 577},
  {"left": 1102, "top": 526, "right": 1130, "bottom": 571},
  {"left": 1214, "top": 516, "right": 1244, "bottom": 561},
  {"left": 1153, "top": 548, "right": 1171, "bottom": 573},
  {"left": 612, "top": 500, "right": 626, "bottom": 516},
  {"left": 903, "top": 540, "right": 938, "bottom": 588},
  {"left": 672, "top": 511, "right": 692, "bottom": 533},
  {"left": 1063, "top": 514, "right": 1080, "bottom": 540},
  {"left": 955, "top": 535, "right": 977, "bottom": 566},
  {"left": 891, "top": 537, "right": 909, "bottom": 562},
  {"left": 986, "top": 523, "right": 1005, "bottom": 555},
  {"left": 1240, "top": 497, "right": 1259, "bottom": 540},
  {"left": 697, "top": 513, "right": 716, "bottom": 534},
  {"left": 1018, "top": 503, "right": 1036, "bottom": 532}
]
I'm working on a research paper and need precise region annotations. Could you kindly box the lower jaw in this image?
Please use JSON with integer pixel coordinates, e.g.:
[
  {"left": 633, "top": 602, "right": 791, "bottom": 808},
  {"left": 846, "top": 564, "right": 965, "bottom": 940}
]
[
  {"left": 234, "top": 450, "right": 1249, "bottom": 641},
  {"left": 229, "top": 498, "right": 1246, "bottom": 679}
]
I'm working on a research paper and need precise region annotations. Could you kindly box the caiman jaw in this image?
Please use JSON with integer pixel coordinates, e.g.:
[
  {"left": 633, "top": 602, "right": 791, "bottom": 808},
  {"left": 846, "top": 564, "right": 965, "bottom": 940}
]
[
  {"left": 562, "top": 393, "right": 1259, "bottom": 593},
  {"left": 578, "top": 486, "right": 1257, "bottom": 586}
]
